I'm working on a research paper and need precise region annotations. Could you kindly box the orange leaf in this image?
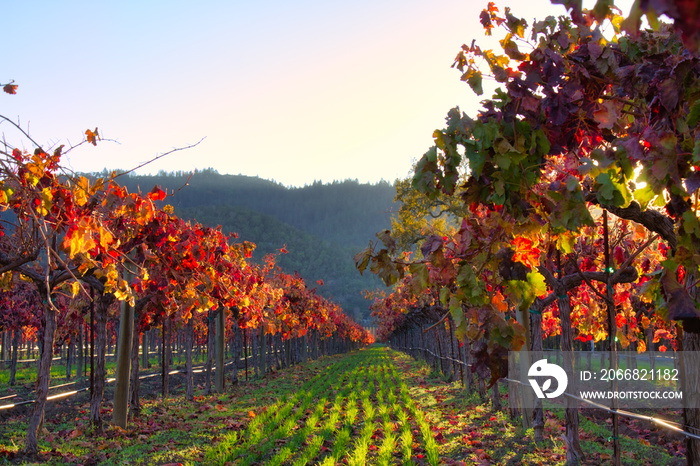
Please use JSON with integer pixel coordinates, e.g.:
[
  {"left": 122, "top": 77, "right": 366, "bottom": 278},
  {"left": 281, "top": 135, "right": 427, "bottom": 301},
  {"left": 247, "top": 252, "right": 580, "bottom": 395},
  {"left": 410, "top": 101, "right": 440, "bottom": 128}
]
[
  {"left": 637, "top": 339, "right": 647, "bottom": 353},
  {"left": 3, "top": 83, "right": 18, "bottom": 94},
  {"left": 85, "top": 127, "right": 100, "bottom": 146},
  {"left": 491, "top": 291, "right": 508, "bottom": 313},
  {"left": 248, "top": 410, "right": 256, "bottom": 418}
]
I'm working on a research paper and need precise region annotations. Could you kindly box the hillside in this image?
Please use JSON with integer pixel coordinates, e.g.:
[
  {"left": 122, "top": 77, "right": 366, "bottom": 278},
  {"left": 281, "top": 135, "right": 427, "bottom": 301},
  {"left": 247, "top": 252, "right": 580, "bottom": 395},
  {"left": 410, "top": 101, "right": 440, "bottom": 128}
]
[{"left": 113, "top": 170, "right": 398, "bottom": 321}]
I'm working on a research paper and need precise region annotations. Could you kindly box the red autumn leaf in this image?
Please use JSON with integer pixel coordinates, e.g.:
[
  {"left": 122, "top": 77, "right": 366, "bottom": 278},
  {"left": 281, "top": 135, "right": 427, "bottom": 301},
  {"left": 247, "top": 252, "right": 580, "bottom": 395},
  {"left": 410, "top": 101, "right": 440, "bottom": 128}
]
[
  {"left": 511, "top": 236, "right": 541, "bottom": 269},
  {"left": 148, "top": 186, "right": 167, "bottom": 201},
  {"left": 615, "top": 314, "right": 627, "bottom": 327},
  {"left": 3, "top": 83, "right": 17, "bottom": 94}
]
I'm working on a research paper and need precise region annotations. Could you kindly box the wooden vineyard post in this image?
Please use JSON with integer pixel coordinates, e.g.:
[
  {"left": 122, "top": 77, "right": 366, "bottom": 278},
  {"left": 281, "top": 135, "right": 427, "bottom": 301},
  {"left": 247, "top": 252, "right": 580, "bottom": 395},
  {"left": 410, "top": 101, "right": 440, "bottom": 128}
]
[
  {"left": 259, "top": 328, "right": 267, "bottom": 376},
  {"left": 113, "top": 286, "right": 135, "bottom": 428},
  {"left": 77, "top": 323, "right": 84, "bottom": 378},
  {"left": 448, "top": 317, "right": 461, "bottom": 383},
  {"left": 243, "top": 328, "right": 248, "bottom": 381},
  {"left": 161, "top": 320, "right": 168, "bottom": 400},
  {"left": 603, "top": 211, "right": 621, "bottom": 466},
  {"left": 142, "top": 329, "right": 148, "bottom": 368},
  {"left": 530, "top": 303, "right": 545, "bottom": 443},
  {"left": 0, "top": 329, "right": 5, "bottom": 371},
  {"left": 515, "top": 302, "right": 534, "bottom": 430},
  {"left": 205, "top": 311, "right": 214, "bottom": 393},
  {"left": 185, "top": 317, "right": 194, "bottom": 401},
  {"left": 90, "top": 289, "right": 95, "bottom": 399},
  {"left": 435, "top": 326, "right": 444, "bottom": 374},
  {"left": 215, "top": 308, "right": 225, "bottom": 393}
]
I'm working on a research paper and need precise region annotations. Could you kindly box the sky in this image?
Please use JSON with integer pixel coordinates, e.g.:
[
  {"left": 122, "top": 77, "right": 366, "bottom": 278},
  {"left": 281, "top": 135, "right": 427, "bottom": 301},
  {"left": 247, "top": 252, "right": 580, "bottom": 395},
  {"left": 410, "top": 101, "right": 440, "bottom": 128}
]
[{"left": 2, "top": 0, "right": 634, "bottom": 187}]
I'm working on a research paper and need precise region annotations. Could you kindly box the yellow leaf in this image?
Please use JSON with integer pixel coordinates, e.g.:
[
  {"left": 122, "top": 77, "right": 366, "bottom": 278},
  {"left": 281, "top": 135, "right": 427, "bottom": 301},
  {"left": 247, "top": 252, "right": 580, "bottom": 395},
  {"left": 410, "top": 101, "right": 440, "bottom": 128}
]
[
  {"left": 104, "top": 265, "right": 119, "bottom": 286},
  {"left": 0, "top": 272, "right": 12, "bottom": 290},
  {"left": 616, "top": 328, "right": 630, "bottom": 348},
  {"left": 79, "top": 233, "right": 96, "bottom": 255},
  {"left": 74, "top": 176, "right": 90, "bottom": 207},
  {"left": 40, "top": 188, "right": 52, "bottom": 216},
  {"left": 594, "top": 327, "right": 608, "bottom": 342},
  {"left": 71, "top": 281, "right": 80, "bottom": 297},
  {"left": 99, "top": 227, "right": 114, "bottom": 249}
]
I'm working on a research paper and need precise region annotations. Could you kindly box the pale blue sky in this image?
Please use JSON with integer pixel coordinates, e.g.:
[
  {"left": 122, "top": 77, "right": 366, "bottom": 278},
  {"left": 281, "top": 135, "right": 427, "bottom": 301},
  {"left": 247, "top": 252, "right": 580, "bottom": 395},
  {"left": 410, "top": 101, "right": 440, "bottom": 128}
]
[{"left": 2, "top": 0, "right": 633, "bottom": 186}]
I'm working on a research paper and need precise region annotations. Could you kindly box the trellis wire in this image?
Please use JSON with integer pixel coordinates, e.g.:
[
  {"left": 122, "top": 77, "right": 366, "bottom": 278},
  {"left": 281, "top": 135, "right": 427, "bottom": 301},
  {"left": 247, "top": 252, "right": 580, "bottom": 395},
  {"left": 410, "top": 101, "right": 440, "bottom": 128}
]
[
  {"left": 0, "top": 358, "right": 241, "bottom": 411},
  {"left": 393, "top": 344, "right": 700, "bottom": 442}
]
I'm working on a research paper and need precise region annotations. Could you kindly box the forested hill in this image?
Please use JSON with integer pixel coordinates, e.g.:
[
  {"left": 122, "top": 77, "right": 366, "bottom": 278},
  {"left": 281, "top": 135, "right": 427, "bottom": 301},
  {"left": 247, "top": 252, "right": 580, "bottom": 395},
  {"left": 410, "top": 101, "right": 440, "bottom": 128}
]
[{"left": 113, "top": 170, "right": 398, "bottom": 321}]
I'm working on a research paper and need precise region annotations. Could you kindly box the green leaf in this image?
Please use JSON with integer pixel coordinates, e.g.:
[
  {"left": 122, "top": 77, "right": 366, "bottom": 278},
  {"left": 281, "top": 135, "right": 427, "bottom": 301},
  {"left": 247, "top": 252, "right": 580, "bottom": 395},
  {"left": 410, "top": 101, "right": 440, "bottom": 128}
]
[
  {"left": 527, "top": 271, "right": 548, "bottom": 297},
  {"left": 633, "top": 185, "right": 656, "bottom": 209},
  {"left": 687, "top": 100, "right": 700, "bottom": 127},
  {"left": 595, "top": 170, "right": 632, "bottom": 207},
  {"left": 493, "top": 152, "right": 512, "bottom": 170},
  {"left": 439, "top": 286, "right": 450, "bottom": 306},
  {"left": 556, "top": 232, "right": 575, "bottom": 255},
  {"left": 531, "top": 128, "right": 551, "bottom": 157},
  {"left": 450, "top": 300, "right": 464, "bottom": 328},
  {"left": 682, "top": 211, "right": 700, "bottom": 237},
  {"left": 645, "top": 7, "right": 660, "bottom": 29},
  {"left": 461, "top": 68, "right": 483, "bottom": 95},
  {"left": 409, "top": 263, "right": 429, "bottom": 291},
  {"left": 353, "top": 246, "right": 372, "bottom": 274},
  {"left": 494, "top": 136, "right": 515, "bottom": 155},
  {"left": 565, "top": 176, "right": 580, "bottom": 192},
  {"left": 591, "top": 0, "right": 613, "bottom": 23},
  {"left": 505, "top": 271, "right": 548, "bottom": 313}
]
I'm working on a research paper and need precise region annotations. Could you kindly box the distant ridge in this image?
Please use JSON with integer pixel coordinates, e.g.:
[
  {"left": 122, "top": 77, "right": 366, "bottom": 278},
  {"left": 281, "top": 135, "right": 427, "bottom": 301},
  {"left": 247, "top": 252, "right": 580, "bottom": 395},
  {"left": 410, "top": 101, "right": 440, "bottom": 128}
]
[{"left": 110, "top": 169, "right": 398, "bottom": 321}]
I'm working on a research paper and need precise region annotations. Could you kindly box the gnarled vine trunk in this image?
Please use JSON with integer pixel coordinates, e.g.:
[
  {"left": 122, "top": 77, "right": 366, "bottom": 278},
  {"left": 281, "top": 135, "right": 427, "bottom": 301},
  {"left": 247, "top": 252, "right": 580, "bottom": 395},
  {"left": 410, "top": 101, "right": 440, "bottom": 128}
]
[
  {"left": 25, "top": 303, "right": 56, "bottom": 454},
  {"left": 90, "top": 294, "right": 110, "bottom": 431}
]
